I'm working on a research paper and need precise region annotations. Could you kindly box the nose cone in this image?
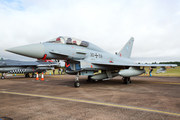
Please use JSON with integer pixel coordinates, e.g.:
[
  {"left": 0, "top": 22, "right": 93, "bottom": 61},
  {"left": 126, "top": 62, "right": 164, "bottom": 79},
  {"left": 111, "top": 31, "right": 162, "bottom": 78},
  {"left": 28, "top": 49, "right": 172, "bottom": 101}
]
[{"left": 6, "top": 43, "right": 45, "bottom": 59}]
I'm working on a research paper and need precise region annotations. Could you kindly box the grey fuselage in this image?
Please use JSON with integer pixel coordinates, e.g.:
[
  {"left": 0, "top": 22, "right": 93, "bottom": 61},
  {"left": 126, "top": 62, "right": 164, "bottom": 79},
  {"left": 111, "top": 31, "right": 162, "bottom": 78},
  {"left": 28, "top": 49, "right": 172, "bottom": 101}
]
[
  {"left": 5, "top": 36, "right": 139, "bottom": 77},
  {"left": 6, "top": 42, "right": 134, "bottom": 71},
  {"left": 44, "top": 43, "right": 134, "bottom": 70}
]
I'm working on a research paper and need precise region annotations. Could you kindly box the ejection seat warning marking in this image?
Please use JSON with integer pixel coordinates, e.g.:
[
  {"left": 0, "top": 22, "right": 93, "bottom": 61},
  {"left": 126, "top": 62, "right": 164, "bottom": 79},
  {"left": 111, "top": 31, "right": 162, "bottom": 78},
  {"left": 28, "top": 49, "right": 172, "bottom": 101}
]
[
  {"left": 90, "top": 53, "right": 103, "bottom": 58},
  {"left": 0, "top": 91, "right": 180, "bottom": 117}
]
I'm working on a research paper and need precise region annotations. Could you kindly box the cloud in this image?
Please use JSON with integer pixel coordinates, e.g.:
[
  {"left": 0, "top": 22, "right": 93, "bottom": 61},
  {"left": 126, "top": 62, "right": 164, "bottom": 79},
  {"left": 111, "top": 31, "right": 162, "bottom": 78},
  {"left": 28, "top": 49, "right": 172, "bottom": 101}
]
[{"left": 0, "top": 0, "right": 180, "bottom": 62}]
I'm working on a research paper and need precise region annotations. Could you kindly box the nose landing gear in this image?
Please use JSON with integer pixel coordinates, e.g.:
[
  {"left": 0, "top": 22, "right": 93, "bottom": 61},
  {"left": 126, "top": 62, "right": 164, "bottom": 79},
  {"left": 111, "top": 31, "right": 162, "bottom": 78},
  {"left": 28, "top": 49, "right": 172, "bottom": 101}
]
[{"left": 74, "top": 72, "right": 80, "bottom": 87}]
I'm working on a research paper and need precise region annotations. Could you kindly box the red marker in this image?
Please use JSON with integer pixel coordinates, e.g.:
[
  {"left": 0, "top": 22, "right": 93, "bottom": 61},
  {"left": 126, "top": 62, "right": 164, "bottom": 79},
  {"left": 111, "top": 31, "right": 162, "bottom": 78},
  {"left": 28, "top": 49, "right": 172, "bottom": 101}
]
[{"left": 65, "top": 63, "right": 70, "bottom": 67}]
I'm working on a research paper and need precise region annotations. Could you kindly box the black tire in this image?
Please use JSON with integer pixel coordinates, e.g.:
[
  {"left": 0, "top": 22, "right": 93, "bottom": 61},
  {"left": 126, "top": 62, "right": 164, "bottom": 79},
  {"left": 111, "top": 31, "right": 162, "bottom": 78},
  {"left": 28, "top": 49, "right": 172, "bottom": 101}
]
[
  {"left": 123, "top": 77, "right": 130, "bottom": 84},
  {"left": 74, "top": 81, "right": 80, "bottom": 87},
  {"left": 127, "top": 77, "right": 130, "bottom": 84},
  {"left": 86, "top": 76, "right": 90, "bottom": 82},
  {"left": 31, "top": 74, "right": 36, "bottom": 78},
  {"left": 25, "top": 74, "right": 28, "bottom": 78},
  {"left": 1, "top": 76, "right": 5, "bottom": 79},
  {"left": 123, "top": 80, "right": 127, "bottom": 84},
  {"left": 87, "top": 76, "right": 93, "bottom": 82},
  {"left": 88, "top": 76, "right": 93, "bottom": 80},
  {"left": 27, "top": 74, "right": 30, "bottom": 78},
  {"left": 33, "top": 74, "right": 36, "bottom": 78}
]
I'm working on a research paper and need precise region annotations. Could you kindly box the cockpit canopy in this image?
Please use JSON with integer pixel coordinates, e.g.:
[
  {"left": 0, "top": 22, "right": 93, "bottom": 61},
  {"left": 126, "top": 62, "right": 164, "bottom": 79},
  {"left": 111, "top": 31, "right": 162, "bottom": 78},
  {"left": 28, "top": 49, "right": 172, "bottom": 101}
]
[{"left": 46, "top": 36, "right": 89, "bottom": 47}]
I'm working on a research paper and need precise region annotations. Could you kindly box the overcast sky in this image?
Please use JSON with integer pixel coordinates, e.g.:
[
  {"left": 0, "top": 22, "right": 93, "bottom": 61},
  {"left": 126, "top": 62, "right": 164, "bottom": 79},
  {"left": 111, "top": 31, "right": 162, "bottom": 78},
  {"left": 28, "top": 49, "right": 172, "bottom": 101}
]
[{"left": 0, "top": 0, "right": 180, "bottom": 63}]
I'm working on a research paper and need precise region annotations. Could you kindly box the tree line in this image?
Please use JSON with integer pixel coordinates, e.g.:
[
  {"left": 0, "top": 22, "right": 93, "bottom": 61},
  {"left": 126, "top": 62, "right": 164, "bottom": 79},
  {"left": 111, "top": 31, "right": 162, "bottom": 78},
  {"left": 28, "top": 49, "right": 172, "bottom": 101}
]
[
  {"left": 159, "top": 62, "right": 180, "bottom": 66},
  {"left": 138, "top": 62, "right": 180, "bottom": 66}
]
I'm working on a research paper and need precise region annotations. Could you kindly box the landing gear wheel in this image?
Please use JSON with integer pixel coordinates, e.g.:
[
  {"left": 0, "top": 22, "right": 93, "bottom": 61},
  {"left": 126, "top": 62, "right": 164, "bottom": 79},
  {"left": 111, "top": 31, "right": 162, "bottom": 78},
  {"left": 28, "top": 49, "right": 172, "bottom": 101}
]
[
  {"left": 86, "top": 76, "right": 93, "bottom": 82},
  {"left": 1, "top": 76, "right": 5, "bottom": 79},
  {"left": 32, "top": 73, "right": 36, "bottom": 78},
  {"left": 74, "top": 72, "right": 80, "bottom": 88},
  {"left": 26, "top": 74, "right": 30, "bottom": 78},
  {"left": 123, "top": 77, "right": 131, "bottom": 84},
  {"left": 25, "top": 74, "right": 28, "bottom": 78},
  {"left": 129, "top": 79, "right": 132, "bottom": 83},
  {"left": 123, "top": 79, "right": 127, "bottom": 84},
  {"left": 74, "top": 81, "right": 80, "bottom": 87},
  {"left": 32, "top": 74, "right": 36, "bottom": 78}
]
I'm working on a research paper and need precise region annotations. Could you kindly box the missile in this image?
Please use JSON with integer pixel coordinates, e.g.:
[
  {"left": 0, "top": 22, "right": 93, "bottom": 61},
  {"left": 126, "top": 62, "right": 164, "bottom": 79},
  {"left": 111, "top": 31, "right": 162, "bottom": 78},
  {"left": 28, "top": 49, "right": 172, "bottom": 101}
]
[{"left": 91, "top": 72, "right": 119, "bottom": 80}]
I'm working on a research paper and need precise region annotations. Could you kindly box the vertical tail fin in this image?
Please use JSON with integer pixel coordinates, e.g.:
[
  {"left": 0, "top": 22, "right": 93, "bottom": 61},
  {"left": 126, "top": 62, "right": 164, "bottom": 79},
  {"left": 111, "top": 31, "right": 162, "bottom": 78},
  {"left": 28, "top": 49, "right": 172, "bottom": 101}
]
[{"left": 117, "top": 37, "right": 134, "bottom": 58}]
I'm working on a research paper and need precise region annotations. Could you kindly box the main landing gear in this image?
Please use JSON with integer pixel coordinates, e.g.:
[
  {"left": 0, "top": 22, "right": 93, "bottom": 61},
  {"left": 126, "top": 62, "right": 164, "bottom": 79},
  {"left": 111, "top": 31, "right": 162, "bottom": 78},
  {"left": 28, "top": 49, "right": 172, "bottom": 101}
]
[
  {"left": 32, "top": 73, "right": 36, "bottom": 78},
  {"left": 74, "top": 72, "right": 80, "bottom": 87},
  {"left": 25, "top": 73, "right": 30, "bottom": 78},
  {"left": 25, "top": 73, "right": 36, "bottom": 78},
  {"left": 123, "top": 77, "right": 132, "bottom": 84},
  {"left": 86, "top": 75, "right": 93, "bottom": 82}
]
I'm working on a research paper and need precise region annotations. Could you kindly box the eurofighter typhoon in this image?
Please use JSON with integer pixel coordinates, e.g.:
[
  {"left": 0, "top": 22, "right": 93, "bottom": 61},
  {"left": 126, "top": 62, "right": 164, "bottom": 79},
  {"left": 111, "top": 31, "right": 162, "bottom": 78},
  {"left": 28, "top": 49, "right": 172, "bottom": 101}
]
[
  {"left": 6, "top": 36, "right": 177, "bottom": 87},
  {"left": 0, "top": 57, "right": 60, "bottom": 79}
]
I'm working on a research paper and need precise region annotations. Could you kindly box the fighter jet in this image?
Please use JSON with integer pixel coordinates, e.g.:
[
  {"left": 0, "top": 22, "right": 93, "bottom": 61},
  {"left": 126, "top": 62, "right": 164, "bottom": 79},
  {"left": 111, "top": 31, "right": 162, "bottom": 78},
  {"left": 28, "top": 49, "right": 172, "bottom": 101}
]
[
  {"left": 6, "top": 36, "right": 177, "bottom": 87},
  {"left": 0, "top": 57, "right": 60, "bottom": 79}
]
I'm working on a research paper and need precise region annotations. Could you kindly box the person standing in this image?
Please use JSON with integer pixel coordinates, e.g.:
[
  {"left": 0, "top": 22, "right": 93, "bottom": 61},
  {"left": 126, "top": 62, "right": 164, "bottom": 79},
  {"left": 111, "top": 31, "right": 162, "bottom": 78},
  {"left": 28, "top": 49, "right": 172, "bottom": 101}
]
[
  {"left": 149, "top": 67, "right": 153, "bottom": 76},
  {"left": 58, "top": 68, "right": 60, "bottom": 74},
  {"left": 53, "top": 69, "right": 55, "bottom": 75},
  {"left": 61, "top": 68, "right": 63, "bottom": 75}
]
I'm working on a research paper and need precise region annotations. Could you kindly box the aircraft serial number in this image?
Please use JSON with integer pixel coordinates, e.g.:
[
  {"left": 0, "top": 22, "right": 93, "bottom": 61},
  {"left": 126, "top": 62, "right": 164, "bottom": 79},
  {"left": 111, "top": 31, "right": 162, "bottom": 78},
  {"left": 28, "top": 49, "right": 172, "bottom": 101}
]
[{"left": 90, "top": 53, "right": 103, "bottom": 58}]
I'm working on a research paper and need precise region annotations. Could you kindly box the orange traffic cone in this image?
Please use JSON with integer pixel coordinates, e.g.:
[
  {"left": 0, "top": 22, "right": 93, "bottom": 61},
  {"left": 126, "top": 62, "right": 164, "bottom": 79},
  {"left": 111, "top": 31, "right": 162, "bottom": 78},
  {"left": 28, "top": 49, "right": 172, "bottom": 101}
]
[
  {"left": 41, "top": 72, "right": 44, "bottom": 81},
  {"left": 36, "top": 72, "right": 39, "bottom": 80}
]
